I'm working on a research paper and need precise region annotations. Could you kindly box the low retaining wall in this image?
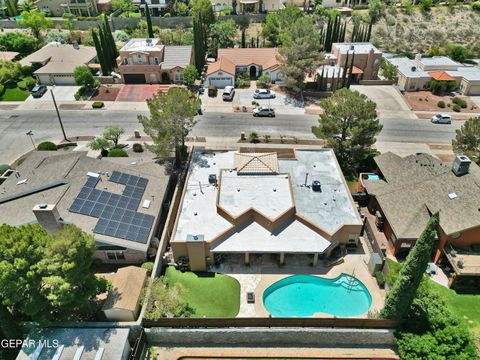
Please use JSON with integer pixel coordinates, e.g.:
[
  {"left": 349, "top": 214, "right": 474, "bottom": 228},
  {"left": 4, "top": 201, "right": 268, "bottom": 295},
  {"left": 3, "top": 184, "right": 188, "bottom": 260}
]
[
  {"left": 359, "top": 79, "right": 397, "bottom": 86},
  {"left": 145, "top": 327, "right": 397, "bottom": 347}
]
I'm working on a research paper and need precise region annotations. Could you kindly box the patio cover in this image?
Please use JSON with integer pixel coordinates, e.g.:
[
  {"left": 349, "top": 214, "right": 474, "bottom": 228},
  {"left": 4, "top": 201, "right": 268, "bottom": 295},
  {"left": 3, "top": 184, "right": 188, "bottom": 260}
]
[
  {"left": 428, "top": 71, "right": 456, "bottom": 81},
  {"left": 210, "top": 220, "right": 331, "bottom": 254}
]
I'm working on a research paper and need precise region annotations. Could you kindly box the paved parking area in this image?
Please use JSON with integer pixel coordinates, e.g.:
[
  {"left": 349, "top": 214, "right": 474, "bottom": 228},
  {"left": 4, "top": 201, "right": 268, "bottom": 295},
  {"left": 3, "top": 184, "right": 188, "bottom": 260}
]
[
  {"left": 24, "top": 86, "right": 80, "bottom": 102},
  {"left": 201, "top": 87, "right": 305, "bottom": 115},
  {"left": 116, "top": 84, "right": 170, "bottom": 102}
]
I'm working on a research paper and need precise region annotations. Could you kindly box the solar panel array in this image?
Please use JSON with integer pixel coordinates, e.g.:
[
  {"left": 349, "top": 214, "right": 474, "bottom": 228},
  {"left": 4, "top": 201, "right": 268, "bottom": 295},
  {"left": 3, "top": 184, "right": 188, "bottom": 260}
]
[{"left": 68, "top": 171, "right": 154, "bottom": 244}]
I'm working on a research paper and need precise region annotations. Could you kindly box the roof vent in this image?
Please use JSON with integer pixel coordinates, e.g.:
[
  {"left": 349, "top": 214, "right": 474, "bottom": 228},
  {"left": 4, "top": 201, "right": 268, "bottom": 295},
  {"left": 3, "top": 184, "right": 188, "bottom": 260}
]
[
  {"left": 452, "top": 155, "right": 471, "bottom": 176},
  {"left": 208, "top": 174, "right": 217, "bottom": 185},
  {"left": 411, "top": 66, "right": 416, "bottom": 72},
  {"left": 350, "top": 45, "right": 355, "bottom": 51},
  {"left": 312, "top": 180, "right": 321, "bottom": 192},
  {"left": 448, "top": 192, "right": 457, "bottom": 200},
  {"left": 38, "top": 203, "right": 48, "bottom": 209}
]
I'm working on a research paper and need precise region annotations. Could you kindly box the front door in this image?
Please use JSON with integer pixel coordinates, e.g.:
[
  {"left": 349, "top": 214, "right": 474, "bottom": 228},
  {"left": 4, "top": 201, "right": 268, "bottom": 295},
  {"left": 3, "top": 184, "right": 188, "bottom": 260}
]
[{"left": 249, "top": 65, "right": 257, "bottom": 80}]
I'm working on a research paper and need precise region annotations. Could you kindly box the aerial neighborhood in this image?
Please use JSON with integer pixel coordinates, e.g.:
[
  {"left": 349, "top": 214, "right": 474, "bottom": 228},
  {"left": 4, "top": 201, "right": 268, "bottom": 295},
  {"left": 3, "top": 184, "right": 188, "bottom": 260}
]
[{"left": 1, "top": 0, "right": 480, "bottom": 359}]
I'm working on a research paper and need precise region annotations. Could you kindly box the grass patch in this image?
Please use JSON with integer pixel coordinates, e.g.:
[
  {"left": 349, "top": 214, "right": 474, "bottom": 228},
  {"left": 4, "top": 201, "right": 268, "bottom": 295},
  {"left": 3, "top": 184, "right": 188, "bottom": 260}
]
[
  {"left": 165, "top": 266, "right": 240, "bottom": 317},
  {"left": 0, "top": 83, "right": 29, "bottom": 101},
  {"left": 118, "top": 11, "right": 141, "bottom": 18}
]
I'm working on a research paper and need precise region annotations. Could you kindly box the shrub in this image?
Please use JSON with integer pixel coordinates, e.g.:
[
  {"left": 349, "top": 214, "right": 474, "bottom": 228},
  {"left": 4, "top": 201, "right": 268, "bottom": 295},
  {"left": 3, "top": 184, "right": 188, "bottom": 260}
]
[
  {"left": 141, "top": 261, "right": 154, "bottom": 275},
  {"left": 107, "top": 148, "right": 128, "bottom": 157},
  {"left": 375, "top": 271, "right": 385, "bottom": 289},
  {"left": 473, "top": 1, "right": 480, "bottom": 11},
  {"left": 37, "top": 141, "right": 57, "bottom": 151},
  {"left": 0, "top": 164, "right": 10, "bottom": 174},
  {"left": 133, "top": 143, "right": 144, "bottom": 152},
  {"left": 256, "top": 74, "right": 270, "bottom": 88},
  {"left": 249, "top": 132, "right": 260, "bottom": 144},
  {"left": 437, "top": 101, "right": 445, "bottom": 108},
  {"left": 251, "top": 100, "right": 259, "bottom": 107},
  {"left": 92, "top": 101, "right": 104, "bottom": 109},
  {"left": 20, "top": 65, "right": 33, "bottom": 77},
  {"left": 452, "top": 97, "right": 467, "bottom": 108},
  {"left": 452, "top": 104, "right": 461, "bottom": 112},
  {"left": 18, "top": 76, "right": 36, "bottom": 90}
]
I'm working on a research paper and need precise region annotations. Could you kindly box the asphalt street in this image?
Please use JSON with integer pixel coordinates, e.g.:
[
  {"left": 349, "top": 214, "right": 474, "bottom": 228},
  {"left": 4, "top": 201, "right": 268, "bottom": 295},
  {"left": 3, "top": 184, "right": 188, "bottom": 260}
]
[{"left": 0, "top": 109, "right": 463, "bottom": 165}]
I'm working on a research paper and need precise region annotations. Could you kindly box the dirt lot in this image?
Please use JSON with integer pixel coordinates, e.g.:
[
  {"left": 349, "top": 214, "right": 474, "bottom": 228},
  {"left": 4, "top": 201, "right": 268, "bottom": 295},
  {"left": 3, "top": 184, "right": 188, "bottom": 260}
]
[{"left": 404, "top": 91, "right": 479, "bottom": 112}]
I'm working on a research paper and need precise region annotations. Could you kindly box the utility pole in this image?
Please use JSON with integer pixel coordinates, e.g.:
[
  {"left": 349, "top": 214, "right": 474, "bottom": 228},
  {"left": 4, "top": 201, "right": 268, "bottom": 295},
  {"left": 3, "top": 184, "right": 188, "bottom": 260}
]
[
  {"left": 26, "top": 130, "right": 36, "bottom": 150},
  {"left": 50, "top": 87, "right": 68, "bottom": 142}
]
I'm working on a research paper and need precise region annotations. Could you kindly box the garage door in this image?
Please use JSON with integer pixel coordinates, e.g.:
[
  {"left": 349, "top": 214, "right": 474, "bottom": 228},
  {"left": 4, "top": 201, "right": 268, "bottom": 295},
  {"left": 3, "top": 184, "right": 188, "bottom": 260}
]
[
  {"left": 468, "top": 85, "right": 480, "bottom": 96},
  {"left": 52, "top": 75, "right": 75, "bottom": 85},
  {"left": 123, "top": 73, "right": 146, "bottom": 84},
  {"left": 208, "top": 76, "right": 233, "bottom": 88}
]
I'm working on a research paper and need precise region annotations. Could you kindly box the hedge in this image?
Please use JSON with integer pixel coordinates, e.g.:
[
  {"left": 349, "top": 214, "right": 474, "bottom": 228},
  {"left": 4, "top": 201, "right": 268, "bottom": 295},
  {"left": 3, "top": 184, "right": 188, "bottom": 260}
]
[
  {"left": 107, "top": 148, "right": 128, "bottom": 157},
  {"left": 452, "top": 97, "right": 467, "bottom": 108},
  {"left": 37, "top": 141, "right": 58, "bottom": 151},
  {"left": 92, "top": 101, "right": 104, "bottom": 109}
]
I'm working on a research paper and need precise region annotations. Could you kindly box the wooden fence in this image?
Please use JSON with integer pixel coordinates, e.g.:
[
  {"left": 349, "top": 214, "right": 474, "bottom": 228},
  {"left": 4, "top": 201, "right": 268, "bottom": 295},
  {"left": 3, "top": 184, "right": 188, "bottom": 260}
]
[{"left": 143, "top": 317, "right": 400, "bottom": 329}]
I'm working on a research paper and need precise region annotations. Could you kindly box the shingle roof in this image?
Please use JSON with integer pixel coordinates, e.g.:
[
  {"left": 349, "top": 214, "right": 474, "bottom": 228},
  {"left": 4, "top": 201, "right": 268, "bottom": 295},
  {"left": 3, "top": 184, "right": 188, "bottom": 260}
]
[
  {"left": 0, "top": 51, "right": 19, "bottom": 61},
  {"left": 162, "top": 45, "right": 193, "bottom": 70},
  {"left": 102, "top": 266, "right": 147, "bottom": 314},
  {"left": 234, "top": 152, "right": 279, "bottom": 174},
  {"left": 365, "top": 152, "right": 480, "bottom": 238},
  {"left": 20, "top": 42, "right": 97, "bottom": 74}
]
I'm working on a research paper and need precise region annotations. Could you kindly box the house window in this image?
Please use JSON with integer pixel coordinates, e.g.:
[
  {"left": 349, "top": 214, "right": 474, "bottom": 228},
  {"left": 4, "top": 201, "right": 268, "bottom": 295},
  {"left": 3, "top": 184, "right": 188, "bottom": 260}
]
[
  {"left": 137, "top": 54, "right": 143, "bottom": 64},
  {"left": 123, "top": 58, "right": 128, "bottom": 65},
  {"left": 106, "top": 251, "right": 126, "bottom": 261},
  {"left": 154, "top": 57, "right": 159, "bottom": 65},
  {"left": 175, "top": 72, "right": 184, "bottom": 82}
]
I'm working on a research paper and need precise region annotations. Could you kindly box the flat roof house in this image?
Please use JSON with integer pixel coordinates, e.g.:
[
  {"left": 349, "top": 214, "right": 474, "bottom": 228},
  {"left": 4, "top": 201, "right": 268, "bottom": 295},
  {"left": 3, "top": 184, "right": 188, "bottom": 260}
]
[
  {"left": 358, "top": 152, "right": 480, "bottom": 290},
  {"left": 387, "top": 54, "right": 480, "bottom": 95},
  {"left": 0, "top": 151, "right": 170, "bottom": 264},
  {"left": 117, "top": 38, "right": 193, "bottom": 84},
  {"left": 16, "top": 327, "right": 131, "bottom": 360},
  {"left": 205, "top": 48, "right": 281, "bottom": 88},
  {"left": 20, "top": 42, "right": 97, "bottom": 85},
  {"left": 170, "top": 148, "right": 363, "bottom": 271}
]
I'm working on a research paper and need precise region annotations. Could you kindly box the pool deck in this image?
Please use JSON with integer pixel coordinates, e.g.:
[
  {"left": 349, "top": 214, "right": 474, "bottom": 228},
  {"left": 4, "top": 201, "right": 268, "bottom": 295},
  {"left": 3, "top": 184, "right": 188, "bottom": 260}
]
[{"left": 211, "top": 236, "right": 384, "bottom": 318}]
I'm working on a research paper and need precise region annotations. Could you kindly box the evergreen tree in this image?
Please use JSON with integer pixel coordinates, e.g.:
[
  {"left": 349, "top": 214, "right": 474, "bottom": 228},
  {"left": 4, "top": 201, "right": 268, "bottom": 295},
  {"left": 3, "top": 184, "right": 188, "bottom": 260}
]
[
  {"left": 347, "top": 51, "right": 355, "bottom": 88},
  {"left": 98, "top": 26, "right": 112, "bottom": 74},
  {"left": 341, "top": 51, "right": 349, "bottom": 88},
  {"left": 103, "top": 15, "right": 118, "bottom": 66},
  {"left": 92, "top": 29, "right": 108, "bottom": 75},
  {"left": 145, "top": 3, "right": 154, "bottom": 38},
  {"left": 381, "top": 214, "right": 439, "bottom": 320},
  {"left": 0, "top": 302, "right": 22, "bottom": 340}
]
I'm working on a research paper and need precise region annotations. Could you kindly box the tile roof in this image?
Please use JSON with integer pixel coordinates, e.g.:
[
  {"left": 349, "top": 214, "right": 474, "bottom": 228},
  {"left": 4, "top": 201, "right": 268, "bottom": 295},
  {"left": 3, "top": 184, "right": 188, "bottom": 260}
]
[
  {"left": 207, "top": 48, "right": 279, "bottom": 75},
  {"left": 428, "top": 71, "right": 456, "bottom": 81},
  {"left": 234, "top": 152, "right": 279, "bottom": 174},
  {"left": 365, "top": 152, "right": 480, "bottom": 238}
]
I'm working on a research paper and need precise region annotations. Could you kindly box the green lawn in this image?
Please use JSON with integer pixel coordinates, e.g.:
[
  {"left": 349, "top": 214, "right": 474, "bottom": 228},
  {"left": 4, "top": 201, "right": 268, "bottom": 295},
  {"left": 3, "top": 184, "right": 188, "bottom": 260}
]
[
  {"left": 118, "top": 11, "right": 142, "bottom": 18},
  {"left": 0, "top": 84, "right": 30, "bottom": 101},
  {"left": 165, "top": 266, "right": 240, "bottom": 317}
]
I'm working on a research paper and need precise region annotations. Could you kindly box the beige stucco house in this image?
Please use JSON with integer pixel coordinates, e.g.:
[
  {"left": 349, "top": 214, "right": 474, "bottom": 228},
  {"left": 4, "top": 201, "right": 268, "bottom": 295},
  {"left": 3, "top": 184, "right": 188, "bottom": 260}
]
[
  {"left": 170, "top": 148, "right": 363, "bottom": 271},
  {"left": 117, "top": 38, "right": 193, "bottom": 84}
]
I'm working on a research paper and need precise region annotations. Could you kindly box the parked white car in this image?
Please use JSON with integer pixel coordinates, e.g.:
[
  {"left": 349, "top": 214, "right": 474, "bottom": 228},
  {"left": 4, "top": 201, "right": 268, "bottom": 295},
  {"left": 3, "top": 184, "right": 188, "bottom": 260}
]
[
  {"left": 253, "top": 106, "right": 275, "bottom": 117},
  {"left": 431, "top": 114, "right": 452, "bottom": 124},
  {"left": 253, "top": 89, "right": 276, "bottom": 99}
]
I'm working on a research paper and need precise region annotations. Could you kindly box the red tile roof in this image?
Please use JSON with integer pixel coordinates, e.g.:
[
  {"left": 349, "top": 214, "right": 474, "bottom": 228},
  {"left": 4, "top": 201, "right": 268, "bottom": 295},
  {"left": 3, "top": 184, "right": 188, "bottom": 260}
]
[
  {"left": 428, "top": 71, "right": 456, "bottom": 81},
  {"left": 207, "top": 48, "right": 279, "bottom": 76}
]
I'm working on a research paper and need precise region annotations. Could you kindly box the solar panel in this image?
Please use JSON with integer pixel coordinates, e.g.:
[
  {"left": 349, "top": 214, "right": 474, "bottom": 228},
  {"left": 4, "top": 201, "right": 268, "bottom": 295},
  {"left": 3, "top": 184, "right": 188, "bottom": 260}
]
[{"left": 68, "top": 172, "right": 153, "bottom": 244}]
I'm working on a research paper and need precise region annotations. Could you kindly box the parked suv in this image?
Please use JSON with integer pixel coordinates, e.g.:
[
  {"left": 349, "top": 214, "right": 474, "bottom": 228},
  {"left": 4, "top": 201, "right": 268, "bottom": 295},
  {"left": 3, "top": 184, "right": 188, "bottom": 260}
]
[
  {"left": 431, "top": 114, "right": 452, "bottom": 124},
  {"left": 31, "top": 85, "right": 47, "bottom": 98},
  {"left": 253, "top": 89, "right": 276, "bottom": 99},
  {"left": 253, "top": 106, "right": 275, "bottom": 117},
  {"left": 222, "top": 86, "right": 235, "bottom": 101}
]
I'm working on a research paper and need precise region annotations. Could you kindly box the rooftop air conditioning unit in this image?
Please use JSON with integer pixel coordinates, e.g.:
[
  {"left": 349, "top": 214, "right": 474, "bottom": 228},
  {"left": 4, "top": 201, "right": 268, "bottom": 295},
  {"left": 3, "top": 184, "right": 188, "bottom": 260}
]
[
  {"left": 452, "top": 155, "right": 471, "bottom": 176},
  {"left": 457, "top": 259, "right": 464, "bottom": 269}
]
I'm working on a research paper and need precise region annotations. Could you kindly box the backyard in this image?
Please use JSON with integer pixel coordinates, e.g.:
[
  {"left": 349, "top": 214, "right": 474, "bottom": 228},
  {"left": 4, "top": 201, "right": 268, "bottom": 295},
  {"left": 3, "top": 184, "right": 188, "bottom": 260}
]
[{"left": 165, "top": 266, "right": 240, "bottom": 317}]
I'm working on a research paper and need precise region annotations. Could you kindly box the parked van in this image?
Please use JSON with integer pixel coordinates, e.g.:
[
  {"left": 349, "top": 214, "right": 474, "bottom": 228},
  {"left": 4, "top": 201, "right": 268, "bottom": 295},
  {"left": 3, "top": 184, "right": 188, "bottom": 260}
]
[{"left": 222, "top": 86, "right": 235, "bottom": 101}]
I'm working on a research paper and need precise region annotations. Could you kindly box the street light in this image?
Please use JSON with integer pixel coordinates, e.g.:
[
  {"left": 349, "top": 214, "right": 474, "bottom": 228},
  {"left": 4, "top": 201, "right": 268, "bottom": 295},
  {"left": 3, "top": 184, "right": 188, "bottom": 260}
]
[
  {"left": 49, "top": 85, "right": 68, "bottom": 142},
  {"left": 26, "top": 130, "right": 36, "bottom": 150}
]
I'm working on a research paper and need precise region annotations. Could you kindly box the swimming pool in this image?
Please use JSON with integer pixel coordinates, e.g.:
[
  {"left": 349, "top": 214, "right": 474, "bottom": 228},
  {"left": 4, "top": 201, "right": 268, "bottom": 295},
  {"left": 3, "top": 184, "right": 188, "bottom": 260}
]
[{"left": 263, "top": 274, "right": 372, "bottom": 317}]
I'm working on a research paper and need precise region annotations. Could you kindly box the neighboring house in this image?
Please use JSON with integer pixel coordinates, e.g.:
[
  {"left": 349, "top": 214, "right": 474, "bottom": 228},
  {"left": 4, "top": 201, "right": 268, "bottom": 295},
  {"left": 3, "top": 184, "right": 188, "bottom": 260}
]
[
  {"left": 101, "top": 266, "right": 147, "bottom": 322},
  {"left": 170, "top": 148, "right": 363, "bottom": 271},
  {"left": 206, "top": 48, "right": 281, "bottom": 88},
  {"left": 37, "top": 0, "right": 68, "bottom": 16},
  {"left": 61, "top": 0, "right": 99, "bottom": 16},
  {"left": 16, "top": 328, "right": 131, "bottom": 360},
  {"left": 117, "top": 38, "right": 193, "bottom": 84},
  {"left": 316, "top": 42, "right": 382, "bottom": 89},
  {"left": 0, "top": 51, "right": 19, "bottom": 61},
  {"left": 19, "top": 42, "right": 97, "bottom": 85},
  {"left": 36, "top": 0, "right": 110, "bottom": 16},
  {"left": 358, "top": 152, "right": 480, "bottom": 290},
  {"left": 134, "top": 0, "right": 167, "bottom": 16},
  {"left": 0, "top": 151, "right": 171, "bottom": 264},
  {"left": 387, "top": 54, "right": 480, "bottom": 95}
]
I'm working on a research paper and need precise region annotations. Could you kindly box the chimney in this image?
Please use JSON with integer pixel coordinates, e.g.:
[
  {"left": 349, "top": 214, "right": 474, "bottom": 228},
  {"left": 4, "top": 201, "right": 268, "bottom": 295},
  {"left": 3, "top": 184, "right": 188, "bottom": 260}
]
[
  {"left": 33, "top": 204, "right": 63, "bottom": 233},
  {"left": 452, "top": 155, "right": 471, "bottom": 176},
  {"left": 415, "top": 53, "right": 422, "bottom": 62}
]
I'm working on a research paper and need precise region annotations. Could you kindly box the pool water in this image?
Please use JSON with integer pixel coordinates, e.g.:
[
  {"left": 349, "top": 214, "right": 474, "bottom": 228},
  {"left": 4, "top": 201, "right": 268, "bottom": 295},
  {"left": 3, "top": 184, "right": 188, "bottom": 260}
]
[{"left": 263, "top": 274, "right": 372, "bottom": 317}]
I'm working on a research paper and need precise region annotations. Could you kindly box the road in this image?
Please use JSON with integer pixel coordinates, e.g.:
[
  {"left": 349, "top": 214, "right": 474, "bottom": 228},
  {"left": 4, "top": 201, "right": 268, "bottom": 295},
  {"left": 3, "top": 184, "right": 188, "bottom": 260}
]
[{"left": 0, "top": 109, "right": 463, "bottom": 165}]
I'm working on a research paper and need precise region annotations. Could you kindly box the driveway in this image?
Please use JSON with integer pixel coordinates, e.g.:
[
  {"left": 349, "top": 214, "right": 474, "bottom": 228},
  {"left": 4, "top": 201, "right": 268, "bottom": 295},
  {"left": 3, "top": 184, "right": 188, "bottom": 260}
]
[
  {"left": 116, "top": 84, "right": 170, "bottom": 102},
  {"left": 24, "top": 86, "right": 80, "bottom": 102},
  {"left": 201, "top": 87, "right": 305, "bottom": 115},
  {"left": 350, "top": 85, "right": 416, "bottom": 119}
]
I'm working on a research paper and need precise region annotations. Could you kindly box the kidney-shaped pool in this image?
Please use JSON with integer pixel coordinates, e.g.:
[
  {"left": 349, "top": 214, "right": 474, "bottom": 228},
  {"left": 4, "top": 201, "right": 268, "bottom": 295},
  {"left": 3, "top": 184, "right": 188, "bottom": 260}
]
[{"left": 263, "top": 274, "right": 372, "bottom": 317}]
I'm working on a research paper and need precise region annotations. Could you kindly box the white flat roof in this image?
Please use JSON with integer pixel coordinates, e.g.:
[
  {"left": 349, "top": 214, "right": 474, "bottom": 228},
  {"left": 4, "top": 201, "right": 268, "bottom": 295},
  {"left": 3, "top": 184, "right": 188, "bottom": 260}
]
[
  {"left": 419, "top": 56, "right": 460, "bottom": 67},
  {"left": 333, "top": 42, "right": 381, "bottom": 54},
  {"left": 121, "top": 38, "right": 163, "bottom": 52},
  {"left": 218, "top": 170, "right": 293, "bottom": 219},
  {"left": 211, "top": 220, "right": 330, "bottom": 253}
]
